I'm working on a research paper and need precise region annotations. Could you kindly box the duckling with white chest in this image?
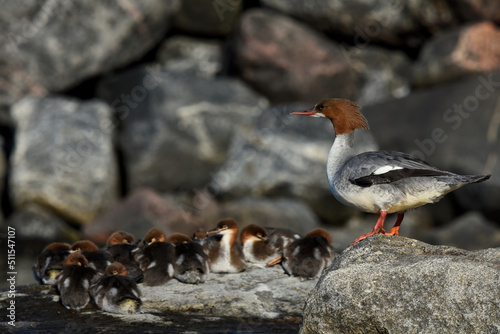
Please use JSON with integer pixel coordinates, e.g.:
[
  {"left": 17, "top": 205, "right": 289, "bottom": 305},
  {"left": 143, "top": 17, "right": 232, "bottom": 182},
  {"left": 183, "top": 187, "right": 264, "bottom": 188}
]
[
  {"left": 240, "top": 225, "right": 299, "bottom": 267},
  {"left": 206, "top": 218, "right": 246, "bottom": 273}
]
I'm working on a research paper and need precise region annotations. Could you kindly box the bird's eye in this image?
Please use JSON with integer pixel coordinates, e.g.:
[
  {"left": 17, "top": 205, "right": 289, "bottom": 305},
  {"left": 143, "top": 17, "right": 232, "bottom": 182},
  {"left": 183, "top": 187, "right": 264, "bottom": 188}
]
[
  {"left": 256, "top": 233, "right": 262, "bottom": 238},
  {"left": 317, "top": 104, "right": 325, "bottom": 110},
  {"left": 222, "top": 225, "right": 228, "bottom": 229}
]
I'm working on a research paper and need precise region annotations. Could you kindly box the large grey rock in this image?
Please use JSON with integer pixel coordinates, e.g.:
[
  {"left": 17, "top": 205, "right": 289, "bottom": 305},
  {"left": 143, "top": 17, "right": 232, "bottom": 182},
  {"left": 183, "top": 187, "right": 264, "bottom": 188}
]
[
  {"left": 173, "top": 0, "right": 242, "bottom": 36},
  {"left": 141, "top": 265, "right": 316, "bottom": 318},
  {"left": 7, "top": 203, "right": 79, "bottom": 242},
  {"left": 10, "top": 96, "right": 118, "bottom": 223},
  {"left": 362, "top": 72, "right": 500, "bottom": 218},
  {"left": 301, "top": 235, "right": 500, "bottom": 333},
  {"left": 348, "top": 46, "right": 411, "bottom": 106},
  {"left": 156, "top": 35, "right": 223, "bottom": 79},
  {"left": 262, "top": 0, "right": 458, "bottom": 48},
  {"left": 413, "top": 22, "right": 500, "bottom": 87},
  {"left": 219, "top": 197, "right": 321, "bottom": 235},
  {"left": 234, "top": 9, "right": 358, "bottom": 104},
  {"left": 97, "top": 66, "right": 268, "bottom": 191},
  {"left": 0, "top": 0, "right": 180, "bottom": 106},
  {"left": 210, "top": 103, "right": 378, "bottom": 225}
]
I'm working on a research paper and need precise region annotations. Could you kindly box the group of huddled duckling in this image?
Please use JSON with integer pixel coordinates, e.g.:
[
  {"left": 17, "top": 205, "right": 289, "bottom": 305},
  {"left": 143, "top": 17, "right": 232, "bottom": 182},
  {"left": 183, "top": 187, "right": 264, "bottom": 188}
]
[{"left": 33, "top": 218, "right": 335, "bottom": 314}]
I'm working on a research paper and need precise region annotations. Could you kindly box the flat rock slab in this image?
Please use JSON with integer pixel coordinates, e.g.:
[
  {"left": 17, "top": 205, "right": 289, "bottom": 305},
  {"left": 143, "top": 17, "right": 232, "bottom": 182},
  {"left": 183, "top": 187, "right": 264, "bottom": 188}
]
[
  {"left": 141, "top": 265, "right": 314, "bottom": 319},
  {"left": 301, "top": 235, "right": 500, "bottom": 334},
  {"left": 1, "top": 266, "right": 312, "bottom": 333}
]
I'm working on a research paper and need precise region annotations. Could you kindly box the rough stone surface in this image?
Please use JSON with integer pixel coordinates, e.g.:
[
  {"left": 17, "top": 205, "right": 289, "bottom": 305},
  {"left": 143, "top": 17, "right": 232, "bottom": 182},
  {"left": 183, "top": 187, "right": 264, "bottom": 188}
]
[
  {"left": 301, "top": 235, "right": 500, "bottom": 334},
  {"left": 0, "top": 0, "right": 180, "bottom": 106},
  {"left": 234, "top": 9, "right": 358, "bottom": 104},
  {"left": 7, "top": 203, "right": 79, "bottom": 243},
  {"left": 97, "top": 66, "right": 268, "bottom": 191},
  {"left": 347, "top": 46, "right": 411, "bottom": 106},
  {"left": 210, "top": 103, "right": 378, "bottom": 225},
  {"left": 10, "top": 96, "right": 118, "bottom": 224},
  {"left": 156, "top": 36, "right": 223, "bottom": 79},
  {"left": 362, "top": 72, "right": 500, "bottom": 218},
  {"left": 83, "top": 188, "right": 219, "bottom": 244},
  {"left": 141, "top": 265, "right": 315, "bottom": 318},
  {"left": 173, "top": 0, "right": 242, "bottom": 36},
  {"left": 262, "top": 0, "right": 458, "bottom": 48},
  {"left": 219, "top": 197, "right": 321, "bottom": 236},
  {"left": 0, "top": 284, "right": 300, "bottom": 333},
  {"left": 413, "top": 22, "right": 500, "bottom": 87},
  {"left": 422, "top": 211, "right": 500, "bottom": 250}
]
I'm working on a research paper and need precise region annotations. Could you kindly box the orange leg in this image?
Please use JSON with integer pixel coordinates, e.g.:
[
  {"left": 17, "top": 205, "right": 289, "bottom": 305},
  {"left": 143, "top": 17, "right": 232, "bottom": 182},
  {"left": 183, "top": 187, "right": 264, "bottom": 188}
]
[
  {"left": 386, "top": 212, "right": 404, "bottom": 236},
  {"left": 349, "top": 211, "right": 388, "bottom": 246}
]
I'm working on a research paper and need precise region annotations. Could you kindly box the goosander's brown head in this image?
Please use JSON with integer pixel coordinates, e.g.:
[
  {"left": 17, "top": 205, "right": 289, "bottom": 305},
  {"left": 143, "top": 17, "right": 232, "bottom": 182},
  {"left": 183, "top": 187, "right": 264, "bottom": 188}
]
[
  {"left": 166, "top": 233, "right": 192, "bottom": 244},
  {"left": 106, "top": 231, "right": 135, "bottom": 246},
  {"left": 240, "top": 224, "right": 268, "bottom": 245},
  {"left": 143, "top": 228, "right": 166, "bottom": 245},
  {"left": 304, "top": 228, "right": 333, "bottom": 246},
  {"left": 71, "top": 240, "right": 99, "bottom": 253},
  {"left": 207, "top": 218, "right": 239, "bottom": 237},
  {"left": 64, "top": 252, "right": 89, "bottom": 267},
  {"left": 43, "top": 242, "right": 72, "bottom": 252},
  {"left": 291, "top": 98, "right": 369, "bottom": 135},
  {"left": 105, "top": 262, "right": 127, "bottom": 276}
]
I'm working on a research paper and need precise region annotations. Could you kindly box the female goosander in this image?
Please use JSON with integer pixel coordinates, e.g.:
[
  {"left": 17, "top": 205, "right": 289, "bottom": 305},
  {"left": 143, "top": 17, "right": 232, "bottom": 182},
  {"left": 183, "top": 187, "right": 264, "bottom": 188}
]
[
  {"left": 240, "top": 224, "right": 299, "bottom": 266},
  {"left": 90, "top": 262, "right": 142, "bottom": 314},
  {"left": 105, "top": 231, "right": 142, "bottom": 279},
  {"left": 134, "top": 228, "right": 175, "bottom": 286},
  {"left": 56, "top": 252, "right": 100, "bottom": 310},
  {"left": 166, "top": 233, "right": 210, "bottom": 284},
  {"left": 206, "top": 218, "right": 246, "bottom": 273},
  {"left": 71, "top": 240, "right": 113, "bottom": 272},
  {"left": 33, "top": 242, "right": 72, "bottom": 285},
  {"left": 274, "top": 228, "right": 334, "bottom": 278},
  {"left": 292, "top": 98, "right": 491, "bottom": 245}
]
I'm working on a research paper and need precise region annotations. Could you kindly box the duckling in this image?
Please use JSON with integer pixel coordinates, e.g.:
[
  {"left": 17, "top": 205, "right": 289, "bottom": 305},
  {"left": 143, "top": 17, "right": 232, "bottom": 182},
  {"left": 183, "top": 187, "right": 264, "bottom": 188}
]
[
  {"left": 90, "top": 262, "right": 141, "bottom": 314},
  {"left": 206, "top": 218, "right": 246, "bottom": 273},
  {"left": 166, "top": 233, "right": 209, "bottom": 284},
  {"left": 134, "top": 228, "right": 175, "bottom": 286},
  {"left": 33, "top": 242, "right": 72, "bottom": 285},
  {"left": 56, "top": 252, "right": 100, "bottom": 310}
]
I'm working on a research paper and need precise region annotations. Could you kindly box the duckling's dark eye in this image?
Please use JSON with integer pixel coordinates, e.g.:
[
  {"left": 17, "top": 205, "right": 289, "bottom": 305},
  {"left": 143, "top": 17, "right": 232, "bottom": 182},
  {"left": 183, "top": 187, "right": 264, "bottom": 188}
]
[
  {"left": 222, "top": 225, "right": 228, "bottom": 229},
  {"left": 317, "top": 104, "right": 325, "bottom": 110}
]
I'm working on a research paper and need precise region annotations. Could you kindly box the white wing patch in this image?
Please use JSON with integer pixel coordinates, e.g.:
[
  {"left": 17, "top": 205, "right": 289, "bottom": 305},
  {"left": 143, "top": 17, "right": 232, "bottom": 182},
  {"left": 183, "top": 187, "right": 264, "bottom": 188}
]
[{"left": 373, "top": 166, "right": 403, "bottom": 175}]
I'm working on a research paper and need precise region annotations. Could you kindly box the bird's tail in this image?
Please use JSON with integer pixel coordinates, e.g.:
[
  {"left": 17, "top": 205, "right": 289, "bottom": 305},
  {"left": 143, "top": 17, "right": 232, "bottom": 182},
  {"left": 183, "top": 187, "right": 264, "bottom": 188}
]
[{"left": 461, "top": 174, "right": 491, "bottom": 184}]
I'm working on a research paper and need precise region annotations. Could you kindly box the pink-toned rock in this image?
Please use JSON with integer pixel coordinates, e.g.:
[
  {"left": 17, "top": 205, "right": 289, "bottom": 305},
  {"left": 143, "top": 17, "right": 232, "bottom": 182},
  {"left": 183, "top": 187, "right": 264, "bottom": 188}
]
[
  {"left": 234, "top": 9, "right": 357, "bottom": 104},
  {"left": 449, "top": 0, "right": 500, "bottom": 22},
  {"left": 83, "top": 188, "right": 219, "bottom": 244},
  {"left": 413, "top": 22, "right": 500, "bottom": 86}
]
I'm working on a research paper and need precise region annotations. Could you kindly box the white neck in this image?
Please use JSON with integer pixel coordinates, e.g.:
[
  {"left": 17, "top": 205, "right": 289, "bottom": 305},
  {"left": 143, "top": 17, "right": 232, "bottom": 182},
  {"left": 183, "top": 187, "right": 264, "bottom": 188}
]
[{"left": 326, "top": 133, "right": 355, "bottom": 190}]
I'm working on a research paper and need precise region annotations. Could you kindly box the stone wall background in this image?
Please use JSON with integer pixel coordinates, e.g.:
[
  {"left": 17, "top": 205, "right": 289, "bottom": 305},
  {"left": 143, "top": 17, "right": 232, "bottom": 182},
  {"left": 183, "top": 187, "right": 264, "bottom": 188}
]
[{"left": 0, "top": 0, "right": 499, "bottom": 287}]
